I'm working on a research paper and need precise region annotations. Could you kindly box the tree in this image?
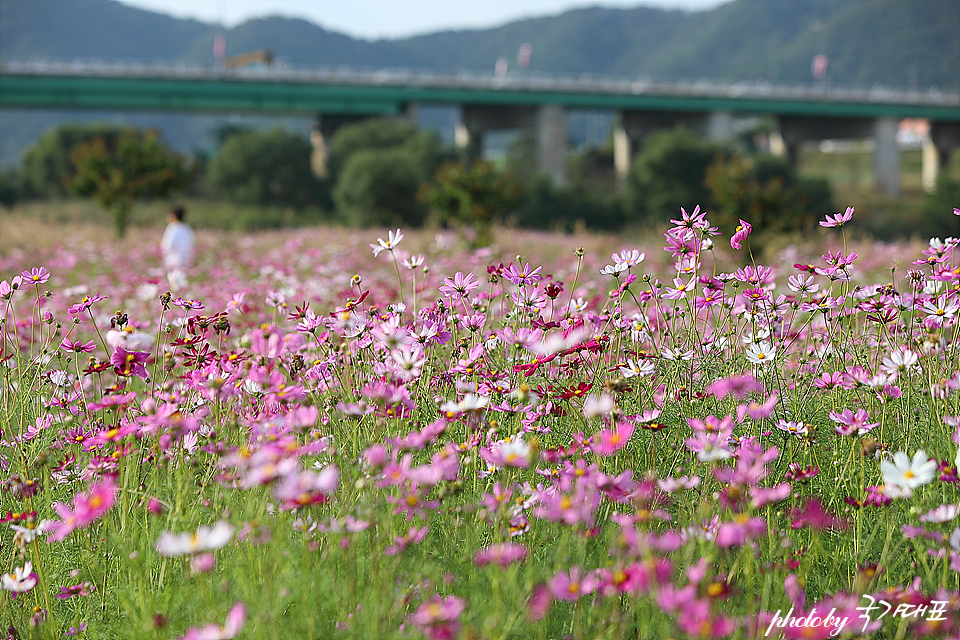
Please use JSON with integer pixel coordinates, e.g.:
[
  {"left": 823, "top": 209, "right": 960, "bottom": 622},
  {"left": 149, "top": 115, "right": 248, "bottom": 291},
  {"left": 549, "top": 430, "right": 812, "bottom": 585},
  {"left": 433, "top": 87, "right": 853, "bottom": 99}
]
[
  {"left": 20, "top": 123, "right": 128, "bottom": 199},
  {"left": 0, "top": 168, "right": 21, "bottom": 208},
  {"left": 420, "top": 160, "right": 521, "bottom": 246},
  {"left": 333, "top": 148, "right": 427, "bottom": 227},
  {"left": 328, "top": 118, "right": 453, "bottom": 227},
  {"left": 920, "top": 150, "right": 960, "bottom": 239},
  {"left": 68, "top": 129, "right": 190, "bottom": 237},
  {"left": 704, "top": 153, "right": 832, "bottom": 236},
  {"left": 625, "top": 127, "right": 722, "bottom": 224},
  {"left": 205, "top": 128, "right": 328, "bottom": 209},
  {"left": 328, "top": 118, "right": 452, "bottom": 184}
]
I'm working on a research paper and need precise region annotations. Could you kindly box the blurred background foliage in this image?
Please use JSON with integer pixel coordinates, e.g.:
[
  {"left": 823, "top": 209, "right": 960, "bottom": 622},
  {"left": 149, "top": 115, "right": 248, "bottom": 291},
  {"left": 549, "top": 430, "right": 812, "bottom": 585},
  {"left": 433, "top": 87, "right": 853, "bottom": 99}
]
[{"left": 0, "top": 117, "right": 956, "bottom": 243}]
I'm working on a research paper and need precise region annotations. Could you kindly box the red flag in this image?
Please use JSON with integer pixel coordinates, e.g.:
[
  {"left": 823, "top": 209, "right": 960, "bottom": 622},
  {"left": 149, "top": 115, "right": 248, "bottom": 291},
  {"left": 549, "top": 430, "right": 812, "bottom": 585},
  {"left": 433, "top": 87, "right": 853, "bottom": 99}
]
[
  {"left": 213, "top": 34, "right": 226, "bottom": 59},
  {"left": 518, "top": 43, "right": 532, "bottom": 69},
  {"left": 811, "top": 54, "right": 828, "bottom": 80}
]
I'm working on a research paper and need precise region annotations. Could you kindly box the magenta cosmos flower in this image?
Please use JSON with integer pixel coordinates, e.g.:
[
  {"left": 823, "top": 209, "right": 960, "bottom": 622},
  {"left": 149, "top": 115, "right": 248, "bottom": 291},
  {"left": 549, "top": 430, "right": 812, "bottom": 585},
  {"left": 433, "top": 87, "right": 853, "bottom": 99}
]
[
  {"left": 110, "top": 346, "right": 150, "bottom": 379},
  {"left": 730, "top": 219, "right": 752, "bottom": 250},
  {"left": 409, "top": 595, "right": 466, "bottom": 640},
  {"left": 47, "top": 477, "right": 118, "bottom": 542},
  {"left": 68, "top": 292, "right": 107, "bottom": 315},
  {"left": 60, "top": 337, "right": 97, "bottom": 353}
]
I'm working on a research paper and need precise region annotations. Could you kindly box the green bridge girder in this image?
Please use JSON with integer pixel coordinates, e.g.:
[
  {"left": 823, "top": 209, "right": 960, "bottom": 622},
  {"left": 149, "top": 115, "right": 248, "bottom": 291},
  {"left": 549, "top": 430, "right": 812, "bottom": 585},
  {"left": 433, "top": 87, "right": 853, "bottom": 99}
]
[{"left": 2, "top": 72, "right": 959, "bottom": 121}]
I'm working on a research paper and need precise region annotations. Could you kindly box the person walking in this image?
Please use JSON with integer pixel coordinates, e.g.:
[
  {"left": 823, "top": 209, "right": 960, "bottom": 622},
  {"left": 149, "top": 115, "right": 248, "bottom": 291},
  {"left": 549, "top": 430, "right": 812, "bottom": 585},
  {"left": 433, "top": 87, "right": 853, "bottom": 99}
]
[{"left": 161, "top": 205, "right": 194, "bottom": 290}]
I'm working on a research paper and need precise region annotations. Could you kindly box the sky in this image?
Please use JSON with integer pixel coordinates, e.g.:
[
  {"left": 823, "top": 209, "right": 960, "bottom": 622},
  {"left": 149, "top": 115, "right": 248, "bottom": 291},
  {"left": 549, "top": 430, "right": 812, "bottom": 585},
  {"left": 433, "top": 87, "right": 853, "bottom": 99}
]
[{"left": 118, "top": 0, "right": 727, "bottom": 40}]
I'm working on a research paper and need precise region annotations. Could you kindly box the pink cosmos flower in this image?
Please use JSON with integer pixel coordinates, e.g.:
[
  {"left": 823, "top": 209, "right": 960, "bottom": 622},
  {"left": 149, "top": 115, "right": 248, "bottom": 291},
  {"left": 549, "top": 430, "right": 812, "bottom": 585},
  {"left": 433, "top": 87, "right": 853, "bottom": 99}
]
[
  {"left": 548, "top": 567, "right": 597, "bottom": 601},
  {"left": 715, "top": 515, "right": 766, "bottom": 548},
  {"left": 272, "top": 466, "right": 339, "bottom": 510},
  {"left": 55, "top": 581, "right": 95, "bottom": 600},
  {"left": 0, "top": 276, "right": 23, "bottom": 299},
  {"left": 87, "top": 392, "right": 138, "bottom": 413},
  {"left": 60, "top": 338, "right": 97, "bottom": 353},
  {"left": 528, "top": 585, "right": 553, "bottom": 621},
  {"left": 750, "top": 482, "right": 792, "bottom": 508},
  {"left": 474, "top": 542, "right": 527, "bottom": 567},
  {"left": 68, "top": 292, "right": 106, "bottom": 315},
  {"left": 669, "top": 205, "right": 710, "bottom": 230},
  {"left": 790, "top": 498, "right": 849, "bottom": 531},
  {"left": 409, "top": 595, "right": 465, "bottom": 640},
  {"left": 828, "top": 408, "right": 879, "bottom": 436},
  {"left": 385, "top": 525, "right": 429, "bottom": 556},
  {"left": 820, "top": 206, "right": 854, "bottom": 228},
  {"left": 439, "top": 272, "right": 480, "bottom": 299},
  {"left": 21, "top": 267, "right": 50, "bottom": 285},
  {"left": 736, "top": 393, "right": 778, "bottom": 421},
  {"left": 591, "top": 421, "right": 635, "bottom": 456},
  {"left": 685, "top": 431, "right": 734, "bottom": 462},
  {"left": 706, "top": 374, "right": 763, "bottom": 399},
  {"left": 503, "top": 262, "right": 543, "bottom": 286},
  {"left": 179, "top": 602, "right": 246, "bottom": 640},
  {"left": 730, "top": 219, "right": 752, "bottom": 250},
  {"left": 47, "top": 477, "right": 118, "bottom": 542}
]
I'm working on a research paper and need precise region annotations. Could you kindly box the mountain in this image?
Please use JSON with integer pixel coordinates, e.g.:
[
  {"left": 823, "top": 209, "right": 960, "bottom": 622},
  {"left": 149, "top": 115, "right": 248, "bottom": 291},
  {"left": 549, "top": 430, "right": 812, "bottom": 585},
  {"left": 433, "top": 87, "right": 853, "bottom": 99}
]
[{"left": 1, "top": 0, "right": 958, "bottom": 166}]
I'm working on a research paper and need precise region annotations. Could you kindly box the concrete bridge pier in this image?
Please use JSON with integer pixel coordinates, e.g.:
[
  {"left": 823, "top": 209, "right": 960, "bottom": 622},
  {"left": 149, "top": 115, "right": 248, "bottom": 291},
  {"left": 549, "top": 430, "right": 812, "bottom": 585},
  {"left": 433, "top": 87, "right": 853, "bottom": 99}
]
[
  {"left": 456, "top": 104, "right": 567, "bottom": 185},
  {"left": 310, "top": 113, "right": 371, "bottom": 179},
  {"left": 706, "top": 110, "right": 736, "bottom": 143},
  {"left": 537, "top": 104, "right": 567, "bottom": 185},
  {"left": 873, "top": 117, "right": 900, "bottom": 197},
  {"left": 613, "top": 109, "right": 736, "bottom": 187},
  {"left": 923, "top": 121, "right": 960, "bottom": 192},
  {"left": 309, "top": 106, "right": 418, "bottom": 179},
  {"left": 776, "top": 115, "right": 903, "bottom": 197}
]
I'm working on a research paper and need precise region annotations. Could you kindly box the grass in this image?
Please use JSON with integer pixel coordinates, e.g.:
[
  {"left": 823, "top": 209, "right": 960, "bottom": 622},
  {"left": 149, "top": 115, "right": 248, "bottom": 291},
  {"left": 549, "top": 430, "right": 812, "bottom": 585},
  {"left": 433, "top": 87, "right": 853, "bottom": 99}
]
[{"left": 1, "top": 207, "right": 958, "bottom": 639}]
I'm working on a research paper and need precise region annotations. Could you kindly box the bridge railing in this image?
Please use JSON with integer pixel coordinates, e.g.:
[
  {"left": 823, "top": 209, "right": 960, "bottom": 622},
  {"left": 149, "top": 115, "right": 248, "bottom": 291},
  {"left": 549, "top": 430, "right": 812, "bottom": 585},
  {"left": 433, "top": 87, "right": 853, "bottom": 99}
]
[{"left": 1, "top": 59, "right": 957, "bottom": 107}]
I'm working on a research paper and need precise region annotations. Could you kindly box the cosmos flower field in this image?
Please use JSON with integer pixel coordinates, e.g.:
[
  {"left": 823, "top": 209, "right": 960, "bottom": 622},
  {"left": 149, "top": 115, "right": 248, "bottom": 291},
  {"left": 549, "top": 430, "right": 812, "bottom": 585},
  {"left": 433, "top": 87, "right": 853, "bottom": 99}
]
[{"left": 1, "top": 207, "right": 959, "bottom": 639}]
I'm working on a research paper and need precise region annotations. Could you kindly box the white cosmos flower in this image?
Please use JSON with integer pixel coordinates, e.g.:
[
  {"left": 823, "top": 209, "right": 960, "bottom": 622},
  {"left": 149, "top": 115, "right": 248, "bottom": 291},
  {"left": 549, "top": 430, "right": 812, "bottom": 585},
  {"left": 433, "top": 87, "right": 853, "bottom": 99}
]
[
  {"left": 106, "top": 328, "right": 155, "bottom": 352},
  {"left": 600, "top": 262, "right": 628, "bottom": 277},
  {"left": 880, "top": 348, "right": 919, "bottom": 376},
  {"left": 155, "top": 521, "right": 235, "bottom": 557},
  {"left": 661, "top": 347, "right": 694, "bottom": 361},
  {"left": 775, "top": 420, "right": 808, "bottom": 437},
  {"left": 880, "top": 449, "right": 937, "bottom": 492},
  {"left": 741, "top": 329, "right": 770, "bottom": 345},
  {"left": 745, "top": 342, "right": 776, "bottom": 366},
  {"left": 494, "top": 437, "right": 532, "bottom": 466},
  {"left": 371, "top": 229, "right": 404, "bottom": 257},
  {"left": 583, "top": 393, "right": 614, "bottom": 419},
  {"left": 919, "top": 503, "right": 959, "bottom": 524},
  {"left": 2, "top": 562, "right": 37, "bottom": 593},
  {"left": 619, "top": 358, "right": 655, "bottom": 378},
  {"left": 611, "top": 250, "right": 645, "bottom": 267}
]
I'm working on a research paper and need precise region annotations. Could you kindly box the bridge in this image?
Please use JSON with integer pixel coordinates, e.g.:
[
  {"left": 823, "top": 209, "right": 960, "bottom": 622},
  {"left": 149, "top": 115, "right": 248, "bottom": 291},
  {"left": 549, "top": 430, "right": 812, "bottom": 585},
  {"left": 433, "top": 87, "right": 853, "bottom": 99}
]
[{"left": 2, "top": 60, "right": 958, "bottom": 193}]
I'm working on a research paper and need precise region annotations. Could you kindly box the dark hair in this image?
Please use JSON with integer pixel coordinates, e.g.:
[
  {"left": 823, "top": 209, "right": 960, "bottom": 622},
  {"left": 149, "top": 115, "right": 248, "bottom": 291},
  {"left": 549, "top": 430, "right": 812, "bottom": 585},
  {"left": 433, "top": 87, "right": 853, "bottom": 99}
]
[{"left": 170, "top": 206, "right": 185, "bottom": 222}]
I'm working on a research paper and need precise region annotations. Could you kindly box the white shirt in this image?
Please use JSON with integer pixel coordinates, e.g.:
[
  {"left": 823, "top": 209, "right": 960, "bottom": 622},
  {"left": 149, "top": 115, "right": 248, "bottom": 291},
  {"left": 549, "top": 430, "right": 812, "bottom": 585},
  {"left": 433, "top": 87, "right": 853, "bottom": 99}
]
[{"left": 161, "top": 221, "right": 195, "bottom": 270}]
